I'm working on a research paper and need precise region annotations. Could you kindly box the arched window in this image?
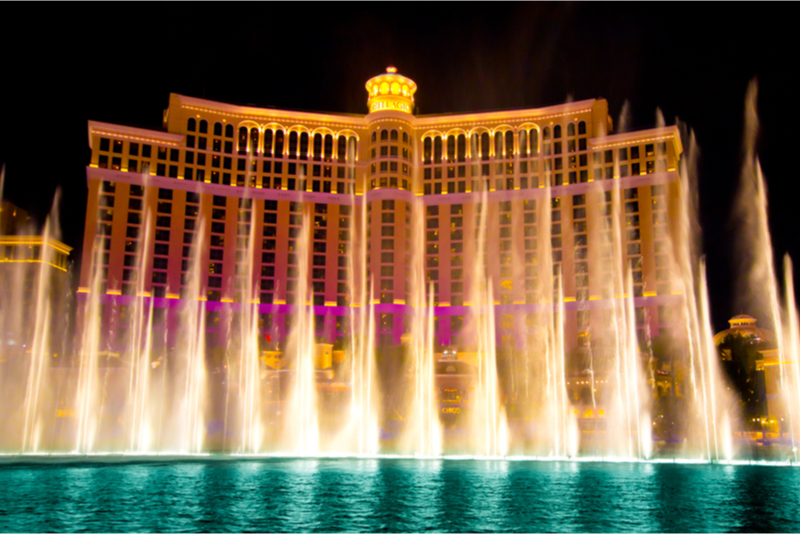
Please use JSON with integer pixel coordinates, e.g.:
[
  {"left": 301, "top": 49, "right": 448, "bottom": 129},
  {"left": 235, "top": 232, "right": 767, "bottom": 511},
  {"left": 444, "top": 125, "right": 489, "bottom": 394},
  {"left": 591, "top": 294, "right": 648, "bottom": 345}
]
[
  {"left": 371, "top": 131, "right": 377, "bottom": 142},
  {"left": 403, "top": 132, "right": 408, "bottom": 143},
  {"left": 225, "top": 124, "right": 234, "bottom": 138},
  {"left": 390, "top": 129, "right": 398, "bottom": 141},
  {"left": 505, "top": 131, "right": 514, "bottom": 158},
  {"left": 423, "top": 138, "right": 432, "bottom": 164},
  {"left": 238, "top": 127, "right": 248, "bottom": 155},
  {"left": 288, "top": 131, "right": 298, "bottom": 159},
  {"left": 313, "top": 133, "right": 323, "bottom": 161},
  {"left": 250, "top": 128, "right": 259, "bottom": 154},
  {"left": 543, "top": 127, "right": 551, "bottom": 141},
  {"left": 578, "top": 121, "right": 586, "bottom": 135},
  {"left": 447, "top": 136, "right": 456, "bottom": 160},
  {"left": 213, "top": 122, "right": 222, "bottom": 136},
  {"left": 263, "top": 130, "right": 274, "bottom": 157},
  {"left": 274, "top": 130, "right": 284, "bottom": 156},
  {"left": 324, "top": 134, "right": 333, "bottom": 161},
  {"left": 299, "top": 132, "right": 309, "bottom": 160},
  {"left": 187, "top": 118, "right": 196, "bottom": 132},
  {"left": 519, "top": 130, "right": 528, "bottom": 156},
  {"left": 567, "top": 123, "right": 576, "bottom": 137},
  {"left": 380, "top": 129, "right": 388, "bottom": 141},
  {"left": 480, "top": 132, "right": 490, "bottom": 161},
  {"left": 337, "top": 136, "right": 347, "bottom": 163},
  {"left": 494, "top": 132, "right": 503, "bottom": 158},
  {"left": 199, "top": 120, "right": 208, "bottom": 134},
  {"left": 433, "top": 137, "right": 442, "bottom": 164},
  {"left": 554, "top": 125, "right": 561, "bottom": 139},
  {"left": 457, "top": 134, "right": 466, "bottom": 162},
  {"left": 348, "top": 137, "right": 357, "bottom": 163},
  {"left": 529, "top": 129, "right": 538, "bottom": 156}
]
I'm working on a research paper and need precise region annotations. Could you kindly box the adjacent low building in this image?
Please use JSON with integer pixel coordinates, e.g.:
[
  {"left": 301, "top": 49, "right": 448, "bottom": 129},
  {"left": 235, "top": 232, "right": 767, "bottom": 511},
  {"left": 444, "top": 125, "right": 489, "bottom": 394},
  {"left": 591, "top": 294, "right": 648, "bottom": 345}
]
[{"left": 0, "top": 201, "right": 72, "bottom": 359}]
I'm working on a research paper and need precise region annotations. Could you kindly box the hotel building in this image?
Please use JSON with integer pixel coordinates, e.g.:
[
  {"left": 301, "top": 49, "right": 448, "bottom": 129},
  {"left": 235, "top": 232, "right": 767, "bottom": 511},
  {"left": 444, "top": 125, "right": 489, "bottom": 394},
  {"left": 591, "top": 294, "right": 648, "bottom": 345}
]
[{"left": 79, "top": 68, "right": 682, "bottom": 354}]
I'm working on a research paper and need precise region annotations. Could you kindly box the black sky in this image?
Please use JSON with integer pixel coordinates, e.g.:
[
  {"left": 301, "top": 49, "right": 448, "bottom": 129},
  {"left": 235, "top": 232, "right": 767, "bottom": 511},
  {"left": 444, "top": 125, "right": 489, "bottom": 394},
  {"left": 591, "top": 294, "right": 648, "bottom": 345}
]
[{"left": 0, "top": 4, "right": 797, "bottom": 332}]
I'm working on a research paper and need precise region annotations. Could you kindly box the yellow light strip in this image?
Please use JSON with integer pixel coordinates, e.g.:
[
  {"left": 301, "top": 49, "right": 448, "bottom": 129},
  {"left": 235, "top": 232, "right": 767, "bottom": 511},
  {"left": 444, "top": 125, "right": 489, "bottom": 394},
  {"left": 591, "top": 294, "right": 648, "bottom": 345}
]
[
  {"left": 0, "top": 259, "right": 68, "bottom": 272},
  {"left": 92, "top": 130, "right": 180, "bottom": 147},
  {"left": 592, "top": 134, "right": 675, "bottom": 150},
  {"left": 181, "top": 104, "right": 364, "bottom": 130},
  {"left": 0, "top": 237, "right": 72, "bottom": 254},
  {"left": 415, "top": 108, "right": 593, "bottom": 131}
]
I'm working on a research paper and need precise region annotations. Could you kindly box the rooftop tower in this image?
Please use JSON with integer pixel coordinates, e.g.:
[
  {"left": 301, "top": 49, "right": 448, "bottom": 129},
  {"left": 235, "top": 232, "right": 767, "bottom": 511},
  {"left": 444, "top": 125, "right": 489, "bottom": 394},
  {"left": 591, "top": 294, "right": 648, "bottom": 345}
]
[{"left": 365, "top": 66, "right": 417, "bottom": 115}]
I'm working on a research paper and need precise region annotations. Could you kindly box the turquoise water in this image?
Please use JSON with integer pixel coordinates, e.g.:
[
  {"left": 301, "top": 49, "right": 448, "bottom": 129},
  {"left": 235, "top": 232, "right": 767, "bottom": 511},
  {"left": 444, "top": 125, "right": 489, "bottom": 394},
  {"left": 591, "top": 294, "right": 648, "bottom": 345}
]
[{"left": 0, "top": 458, "right": 797, "bottom": 532}]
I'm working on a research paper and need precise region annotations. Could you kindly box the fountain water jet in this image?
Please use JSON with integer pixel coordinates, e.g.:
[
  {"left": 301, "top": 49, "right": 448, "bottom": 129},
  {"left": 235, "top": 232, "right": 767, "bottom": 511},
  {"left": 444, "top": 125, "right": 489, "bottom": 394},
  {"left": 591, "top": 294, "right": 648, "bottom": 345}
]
[
  {"left": 123, "top": 200, "right": 155, "bottom": 453},
  {"left": 175, "top": 221, "right": 208, "bottom": 454},
  {"left": 21, "top": 192, "right": 63, "bottom": 452},
  {"left": 346, "top": 197, "right": 379, "bottom": 455},
  {"left": 285, "top": 207, "right": 320, "bottom": 455},
  {"left": 404, "top": 198, "right": 441, "bottom": 457},
  {"left": 236, "top": 195, "right": 262, "bottom": 454},
  {"left": 733, "top": 81, "right": 800, "bottom": 453}
]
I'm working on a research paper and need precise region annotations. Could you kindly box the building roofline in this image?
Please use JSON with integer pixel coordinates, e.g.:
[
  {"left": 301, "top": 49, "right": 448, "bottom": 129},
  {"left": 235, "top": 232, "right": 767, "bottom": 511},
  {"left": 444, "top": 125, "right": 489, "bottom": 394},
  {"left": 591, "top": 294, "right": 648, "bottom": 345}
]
[
  {"left": 413, "top": 98, "right": 601, "bottom": 128},
  {"left": 0, "top": 235, "right": 73, "bottom": 254},
  {"left": 168, "top": 94, "right": 607, "bottom": 130},
  {"left": 88, "top": 121, "right": 184, "bottom": 148},
  {"left": 172, "top": 94, "right": 368, "bottom": 127},
  {"left": 590, "top": 125, "right": 683, "bottom": 155}
]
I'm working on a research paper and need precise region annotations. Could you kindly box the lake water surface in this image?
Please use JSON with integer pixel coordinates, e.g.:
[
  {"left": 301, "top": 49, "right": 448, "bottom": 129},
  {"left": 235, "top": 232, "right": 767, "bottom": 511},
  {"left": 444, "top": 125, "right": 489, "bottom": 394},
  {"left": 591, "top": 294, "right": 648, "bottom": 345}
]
[{"left": 0, "top": 458, "right": 797, "bottom": 532}]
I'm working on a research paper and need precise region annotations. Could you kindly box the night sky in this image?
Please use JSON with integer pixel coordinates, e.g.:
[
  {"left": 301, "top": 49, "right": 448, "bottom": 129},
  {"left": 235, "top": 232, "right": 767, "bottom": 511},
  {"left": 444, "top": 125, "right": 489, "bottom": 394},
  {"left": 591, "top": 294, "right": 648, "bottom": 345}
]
[{"left": 1, "top": 4, "right": 796, "bottom": 332}]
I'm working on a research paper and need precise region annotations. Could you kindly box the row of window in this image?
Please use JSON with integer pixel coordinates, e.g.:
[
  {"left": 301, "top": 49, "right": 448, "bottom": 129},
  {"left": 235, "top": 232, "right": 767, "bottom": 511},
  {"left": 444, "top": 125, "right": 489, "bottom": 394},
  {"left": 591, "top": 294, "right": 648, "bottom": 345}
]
[{"left": 421, "top": 123, "right": 587, "bottom": 164}]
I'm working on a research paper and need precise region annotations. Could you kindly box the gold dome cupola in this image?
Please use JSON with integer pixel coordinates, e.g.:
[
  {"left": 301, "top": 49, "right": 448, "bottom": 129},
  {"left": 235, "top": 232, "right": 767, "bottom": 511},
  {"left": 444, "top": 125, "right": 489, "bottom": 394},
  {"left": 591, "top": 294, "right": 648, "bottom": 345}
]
[{"left": 365, "top": 66, "right": 417, "bottom": 114}]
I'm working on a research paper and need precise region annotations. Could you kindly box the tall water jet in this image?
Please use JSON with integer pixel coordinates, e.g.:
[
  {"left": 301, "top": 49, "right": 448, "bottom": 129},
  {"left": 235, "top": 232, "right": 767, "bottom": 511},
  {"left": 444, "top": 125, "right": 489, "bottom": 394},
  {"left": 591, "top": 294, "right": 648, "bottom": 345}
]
[
  {"left": 173, "top": 220, "right": 208, "bottom": 454},
  {"left": 285, "top": 207, "right": 319, "bottom": 455},
  {"left": 467, "top": 190, "right": 508, "bottom": 457},
  {"left": 21, "top": 192, "right": 63, "bottom": 452},
  {"left": 733, "top": 81, "right": 800, "bottom": 452},
  {"left": 586, "top": 179, "right": 652, "bottom": 460},
  {"left": 405, "top": 197, "right": 441, "bottom": 456},
  {"left": 346, "top": 195, "right": 379, "bottom": 455},
  {"left": 781, "top": 256, "right": 800, "bottom": 456},
  {"left": 733, "top": 81, "right": 782, "bottom": 334},
  {"left": 75, "top": 225, "right": 106, "bottom": 453},
  {"left": 516, "top": 182, "right": 574, "bottom": 457},
  {"left": 124, "top": 202, "right": 155, "bottom": 453},
  {"left": 658, "top": 121, "right": 735, "bottom": 460},
  {"left": 697, "top": 261, "right": 735, "bottom": 460},
  {"left": 236, "top": 194, "right": 262, "bottom": 454}
]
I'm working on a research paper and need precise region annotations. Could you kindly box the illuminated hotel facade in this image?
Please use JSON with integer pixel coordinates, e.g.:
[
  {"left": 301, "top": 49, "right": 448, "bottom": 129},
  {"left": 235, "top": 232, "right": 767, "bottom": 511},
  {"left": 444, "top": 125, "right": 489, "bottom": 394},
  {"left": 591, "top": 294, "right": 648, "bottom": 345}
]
[{"left": 79, "top": 68, "right": 682, "bottom": 353}]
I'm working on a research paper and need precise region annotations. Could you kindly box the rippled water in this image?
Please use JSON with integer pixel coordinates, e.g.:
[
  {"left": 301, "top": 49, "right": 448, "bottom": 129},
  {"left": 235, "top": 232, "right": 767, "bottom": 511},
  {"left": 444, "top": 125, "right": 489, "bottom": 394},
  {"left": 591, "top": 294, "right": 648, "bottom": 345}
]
[{"left": 0, "top": 458, "right": 798, "bottom": 532}]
